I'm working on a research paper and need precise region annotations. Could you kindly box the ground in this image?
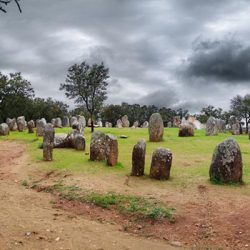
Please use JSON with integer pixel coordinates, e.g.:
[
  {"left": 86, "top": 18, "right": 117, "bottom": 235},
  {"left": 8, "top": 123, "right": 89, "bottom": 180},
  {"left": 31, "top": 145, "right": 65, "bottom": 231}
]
[{"left": 1, "top": 128, "right": 250, "bottom": 249}]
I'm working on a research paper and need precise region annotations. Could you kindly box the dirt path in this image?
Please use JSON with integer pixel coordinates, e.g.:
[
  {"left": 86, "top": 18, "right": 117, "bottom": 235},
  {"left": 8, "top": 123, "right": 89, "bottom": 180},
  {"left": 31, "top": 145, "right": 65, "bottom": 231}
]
[
  {"left": 0, "top": 141, "right": 176, "bottom": 250},
  {"left": 1, "top": 140, "right": 250, "bottom": 249}
]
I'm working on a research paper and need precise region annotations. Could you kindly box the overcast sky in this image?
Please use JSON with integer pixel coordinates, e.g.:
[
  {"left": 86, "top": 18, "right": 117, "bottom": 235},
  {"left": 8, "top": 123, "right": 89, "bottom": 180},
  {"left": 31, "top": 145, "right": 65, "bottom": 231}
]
[{"left": 1, "top": 0, "right": 250, "bottom": 112}]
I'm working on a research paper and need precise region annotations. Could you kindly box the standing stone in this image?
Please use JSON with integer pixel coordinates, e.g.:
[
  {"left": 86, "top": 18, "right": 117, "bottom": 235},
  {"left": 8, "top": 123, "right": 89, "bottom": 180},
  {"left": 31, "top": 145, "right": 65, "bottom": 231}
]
[
  {"left": 36, "top": 118, "right": 47, "bottom": 136},
  {"left": 62, "top": 116, "right": 70, "bottom": 127},
  {"left": 117, "top": 119, "right": 123, "bottom": 128},
  {"left": 43, "top": 124, "right": 55, "bottom": 161},
  {"left": 209, "top": 138, "right": 242, "bottom": 183},
  {"left": 105, "top": 134, "right": 118, "bottom": 166},
  {"left": 54, "top": 117, "right": 62, "bottom": 128},
  {"left": 216, "top": 119, "right": 226, "bottom": 133},
  {"left": 97, "top": 120, "right": 103, "bottom": 128},
  {"left": 142, "top": 121, "right": 149, "bottom": 128},
  {"left": 74, "top": 134, "right": 86, "bottom": 150},
  {"left": 0, "top": 123, "right": 10, "bottom": 136},
  {"left": 17, "top": 116, "right": 26, "bottom": 132},
  {"left": 206, "top": 116, "right": 218, "bottom": 136},
  {"left": 178, "top": 123, "right": 194, "bottom": 137},
  {"left": 167, "top": 122, "right": 172, "bottom": 128},
  {"left": 70, "top": 116, "right": 78, "bottom": 127},
  {"left": 148, "top": 113, "right": 164, "bottom": 142},
  {"left": 77, "top": 115, "right": 86, "bottom": 131},
  {"left": 132, "top": 121, "right": 139, "bottom": 128},
  {"left": 51, "top": 118, "right": 56, "bottom": 127},
  {"left": 105, "top": 122, "right": 112, "bottom": 128},
  {"left": 231, "top": 123, "right": 240, "bottom": 135},
  {"left": 6, "top": 118, "right": 17, "bottom": 131},
  {"left": 131, "top": 139, "right": 146, "bottom": 176},
  {"left": 121, "top": 115, "right": 130, "bottom": 127},
  {"left": 90, "top": 131, "right": 107, "bottom": 161},
  {"left": 27, "top": 120, "right": 35, "bottom": 133},
  {"left": 173, "top": 116, "right": 181, "bottom": 127},
  {"left": 150, "top": 148, "right": 172, "bottom": 180}
]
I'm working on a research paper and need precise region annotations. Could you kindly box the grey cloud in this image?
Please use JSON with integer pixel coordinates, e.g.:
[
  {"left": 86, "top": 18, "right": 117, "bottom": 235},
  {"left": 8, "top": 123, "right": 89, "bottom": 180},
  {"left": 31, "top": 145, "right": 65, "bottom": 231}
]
[{"left": 184, "top": 38, "right": 250, "bottom": 82}]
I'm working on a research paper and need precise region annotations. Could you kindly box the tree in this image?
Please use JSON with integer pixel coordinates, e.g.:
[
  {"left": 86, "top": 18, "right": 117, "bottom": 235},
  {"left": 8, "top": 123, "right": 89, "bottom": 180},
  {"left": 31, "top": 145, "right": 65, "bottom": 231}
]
[
  {"left": 0, "top": 0, "right": 21, "bottom": 13},
  {"left": 0, "top": 72, "right": 34, "bottom": 122},
  {"left": 60, "top": 61, "right": 110, "bottom": 132},
  {"left": 230, "top": 94, "right": 250, "bottom": 134}
]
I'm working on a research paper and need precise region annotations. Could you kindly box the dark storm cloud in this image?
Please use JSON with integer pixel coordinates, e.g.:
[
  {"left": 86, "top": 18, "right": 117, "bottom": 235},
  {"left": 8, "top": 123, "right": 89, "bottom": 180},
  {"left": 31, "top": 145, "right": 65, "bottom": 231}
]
[
  {"left": 1, "top": 0, "right": 250, "bottom": 111},
  {"left": 184, "top": 38, "right": 250, "bottom": 82}
]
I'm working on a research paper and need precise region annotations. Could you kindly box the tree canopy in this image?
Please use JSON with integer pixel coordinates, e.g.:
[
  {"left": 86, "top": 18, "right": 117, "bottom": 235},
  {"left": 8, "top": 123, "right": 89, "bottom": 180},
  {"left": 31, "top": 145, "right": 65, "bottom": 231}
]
[{"left": 60, "top": 61, "right": 110, "bottom": 132}]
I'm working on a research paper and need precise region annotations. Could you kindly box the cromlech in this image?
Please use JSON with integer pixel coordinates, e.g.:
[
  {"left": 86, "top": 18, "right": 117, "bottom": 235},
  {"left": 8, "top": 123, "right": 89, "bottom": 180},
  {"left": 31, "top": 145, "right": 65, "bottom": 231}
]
[{"left": 2, "top": 2, "right": 250, "bottom": 248}]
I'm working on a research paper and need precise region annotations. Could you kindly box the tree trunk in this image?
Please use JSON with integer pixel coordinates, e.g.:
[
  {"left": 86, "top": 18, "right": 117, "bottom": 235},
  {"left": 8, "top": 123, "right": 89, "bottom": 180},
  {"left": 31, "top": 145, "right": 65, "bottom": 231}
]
[
  {"left": 240, "top": 123, "right": 243, "bottom": 134},
  {"left": 91, "top": 114, "right": 94, "bottom": 133},
  {"left": 246, "top": 118, "right": 248, "bottom": 134}
]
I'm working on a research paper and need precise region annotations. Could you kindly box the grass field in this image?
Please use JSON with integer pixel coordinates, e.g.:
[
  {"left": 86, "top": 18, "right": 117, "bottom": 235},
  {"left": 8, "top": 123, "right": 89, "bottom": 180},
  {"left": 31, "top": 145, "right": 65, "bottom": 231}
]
[{"left": 2, "top": 127, "right": 250, "bottom": 187}]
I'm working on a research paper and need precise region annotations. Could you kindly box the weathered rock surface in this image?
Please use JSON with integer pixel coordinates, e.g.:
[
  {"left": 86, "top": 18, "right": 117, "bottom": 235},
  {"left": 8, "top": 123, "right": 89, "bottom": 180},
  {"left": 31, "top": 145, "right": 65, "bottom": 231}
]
[
  {"left": 178, "top": 123, "right": 194, "bottom": 137},
  {"left": 132, "top": 121, "right": 139, "bottom": 128},
  {"left": 51, "top": 118, "right": 56, "bottom": 127},
  {"left": 70, "top": 116, "right": 77, "bottom": 127},
  {"left": 121, "top": 115, "right": 130, "bottom": 128},
  {"left": 148, "top": 113, "right": 164, "bottom": 142},
  {"left": 216, "top": 119, "right": 226, "bottom": 133},
  {"left": 90, "top": 131, "right": 106, "bottom": 161},
  {"left": 27, "top": 120, "right": 35, "bottom": 133},
  {"left": 77, "top": 115, "right": 86, "bottom": 132},
  {"left": 150, "top": 148, "right": 172, "bottom": 180},
  {"left": 53, "top": 133, "right": 68, "bottom": 148},
  {"left": 206, "top": 116, "right": 218, "bottom": 136},
  {"left": 43, "top": 124, "right": 55, "bottom": 161},
  {"left": 209, "top": 138, "right": 242, "bottom": 183},
  {"left": 131, "top": 139, "right": 146, "bottom": 176},
  {"left": 54, "top": 117, "right": 62, "bottom": 128},
  {"left": 105, "top": 134, "right": 118, "bottom": 166},
  {"left": 231, "top": 123, "right": 240, "bottom": 135},
  {"left": 105, "top": 122, "right": 112, "bottom": 128},
  {"left": 6, "top": 118, "right": 17, "bottom": 131},
  {"left": 117, "top": 119, "right": 123, "bottom": 128},
  {"left": 62, "top": 116, "right": 70, "bottom": 127},
  {"left": 173, "top": 116, "right": 181, "bottom": 127},
  {"left": 0, "top": 123, "right": 10, "bottom": 136},
  {"left": 17, "top": 116, "right": 26, "bottom": 132},
  {"left": 142, "top": 121, "right": 149, "bottom": 128},
  {"left": 36, "top": 118, "right": 47, "bottom": 137}
]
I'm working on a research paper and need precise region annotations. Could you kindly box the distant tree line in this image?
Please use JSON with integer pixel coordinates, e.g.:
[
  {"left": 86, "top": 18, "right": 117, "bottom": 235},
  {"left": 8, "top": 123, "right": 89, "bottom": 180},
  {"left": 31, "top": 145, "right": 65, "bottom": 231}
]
[
  {"left": 1, "top": 70, "right": 250, "bottom": 134},
  {"left": 0, "top": 72, "right": 69, "bottom": 123}
]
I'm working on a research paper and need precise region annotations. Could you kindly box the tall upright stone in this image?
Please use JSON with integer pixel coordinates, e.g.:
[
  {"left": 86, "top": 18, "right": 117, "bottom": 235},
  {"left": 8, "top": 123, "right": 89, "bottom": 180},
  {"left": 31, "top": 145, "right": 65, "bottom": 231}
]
[
  {"left": 121, "top": 115, "right": 130, "bottom": 127},
  {"left": 90, "top": 131, "right": 106, "bottom": 161},
  {"left": 77, "top": 115, "right": 86, "bottom": 131},
  {"left": 0, "top": 123, "right": 10, "bottom": 136},
  {"left": 148, "top": 113, "right": 164, "bottom": 142},
  {"left": 36, "top": 118, "right": 47, "bottom": 136},
  {"left": 70, "top": 116, "right": 77, "bottom": 127},
  {"left": 62, "top": 116, "right": 70, "bottom": 127},
  {"left": 117, "top": 119, "right": 122, "bottom": 128},
  {"left": 43, "top": 124, "right": 55, "bottom": 161},
  {"left": 142, "top": 121, "right": 149, "bottom": 128},
  {"left": 27, "top": 120, "right": 35, "bottom": 133},
  {"left": 105, "top": 134, "right": 118, "bottom": 166},
  {"left": 17, "top": 116, "right": 26, "bottom": 132},
  {"left": 6, "top": 118, "right": 17, "bottom": 131},
  {"left": 209, "top": 138, "right": 242, "bottom": 183},
  {"left": 206, "top": 116, "right": 218, "bottom": 136},
  {"left": 54, "top": 117, "right": 62, "bottom": 128},
  {"left": 131, "top": 139, "right": 146, "bottom": 176},
  {"left": 150, "top": 148, "right": 172, "bottom": 180}
]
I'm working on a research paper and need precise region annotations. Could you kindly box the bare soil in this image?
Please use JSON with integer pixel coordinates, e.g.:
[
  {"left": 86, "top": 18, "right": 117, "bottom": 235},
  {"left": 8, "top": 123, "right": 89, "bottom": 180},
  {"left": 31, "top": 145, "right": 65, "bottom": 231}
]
[{"left": 1, "top": 140, "right": 250, "bottom": 249}]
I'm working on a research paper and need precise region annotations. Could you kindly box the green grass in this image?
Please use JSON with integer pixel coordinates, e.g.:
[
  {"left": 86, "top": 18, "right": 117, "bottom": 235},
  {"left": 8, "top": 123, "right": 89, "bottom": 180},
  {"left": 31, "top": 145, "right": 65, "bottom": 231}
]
[
  {"left": 31, "top": 182, "right": 174, "bottom": 220},
  {"left": 2, "top": 127, "right": 250, "bottom": 187}
]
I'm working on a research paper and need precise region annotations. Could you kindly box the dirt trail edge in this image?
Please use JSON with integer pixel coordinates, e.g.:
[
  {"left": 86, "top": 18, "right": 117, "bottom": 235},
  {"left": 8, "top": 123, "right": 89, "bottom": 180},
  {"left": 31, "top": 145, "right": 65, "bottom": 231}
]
[{"left": 0, "top": 141, "right": 176, "bottom": 250}]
